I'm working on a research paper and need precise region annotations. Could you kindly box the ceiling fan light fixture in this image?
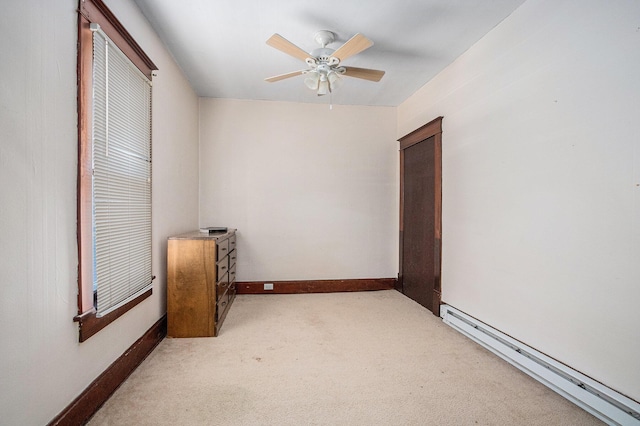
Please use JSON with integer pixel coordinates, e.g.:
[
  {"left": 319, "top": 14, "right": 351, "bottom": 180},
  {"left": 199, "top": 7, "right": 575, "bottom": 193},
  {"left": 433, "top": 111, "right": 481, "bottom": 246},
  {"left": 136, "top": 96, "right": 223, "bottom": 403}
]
[
  {"left": 304, "top": 72, "right": 319, "bottom": 90},
  {"left": 317, "top": 80, "right": 330, "bottom": 96},
  {"left": 327, "top": 71, "right": 339, "bottom": 85}
]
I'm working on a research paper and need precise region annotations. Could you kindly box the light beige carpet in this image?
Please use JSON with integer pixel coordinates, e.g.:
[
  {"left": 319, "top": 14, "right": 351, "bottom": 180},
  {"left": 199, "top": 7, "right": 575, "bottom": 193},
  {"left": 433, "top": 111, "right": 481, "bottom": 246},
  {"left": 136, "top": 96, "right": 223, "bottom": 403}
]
[{"left": 89, "top": 290, "right": 602, "bottom": 425}]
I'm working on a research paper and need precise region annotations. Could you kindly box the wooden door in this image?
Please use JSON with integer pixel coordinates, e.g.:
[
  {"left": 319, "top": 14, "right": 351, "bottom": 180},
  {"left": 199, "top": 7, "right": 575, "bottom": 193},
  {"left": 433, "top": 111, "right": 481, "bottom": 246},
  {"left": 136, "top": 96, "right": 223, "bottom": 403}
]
[{"left": 398, "top": 117, "right": 442, "bottom": 315}]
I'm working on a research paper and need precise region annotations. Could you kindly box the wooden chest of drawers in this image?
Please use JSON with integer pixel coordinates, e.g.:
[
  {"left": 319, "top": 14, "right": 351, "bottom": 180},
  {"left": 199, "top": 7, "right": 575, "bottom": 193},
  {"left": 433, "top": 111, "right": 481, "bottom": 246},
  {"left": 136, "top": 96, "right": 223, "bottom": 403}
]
[{"left": 167, "top": 229, "right": 237, "bottom": 337}]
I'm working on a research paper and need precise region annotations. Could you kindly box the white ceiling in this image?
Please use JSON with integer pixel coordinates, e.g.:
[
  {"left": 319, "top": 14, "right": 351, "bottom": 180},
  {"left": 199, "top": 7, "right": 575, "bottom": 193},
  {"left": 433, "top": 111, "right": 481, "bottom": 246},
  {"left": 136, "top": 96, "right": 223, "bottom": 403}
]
[{"left": 132, "top": 0, "right": 526, "bottom": 107}]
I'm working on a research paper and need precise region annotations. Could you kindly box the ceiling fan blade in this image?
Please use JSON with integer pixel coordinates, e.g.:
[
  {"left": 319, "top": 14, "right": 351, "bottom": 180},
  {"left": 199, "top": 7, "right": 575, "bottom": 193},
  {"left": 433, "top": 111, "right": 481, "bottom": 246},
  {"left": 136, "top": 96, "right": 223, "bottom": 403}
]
[
  {"left": 265, "top": 70, "right": 307, "bottom": 82},
  {"left": 330, "top": 33, "right": 373, "bottom": 62},
  {"left": 266, "top": 34, "right": 311, "bottom": 62},
  {"left": 342, "top": 67, "right": 385, "bottom": 82}
]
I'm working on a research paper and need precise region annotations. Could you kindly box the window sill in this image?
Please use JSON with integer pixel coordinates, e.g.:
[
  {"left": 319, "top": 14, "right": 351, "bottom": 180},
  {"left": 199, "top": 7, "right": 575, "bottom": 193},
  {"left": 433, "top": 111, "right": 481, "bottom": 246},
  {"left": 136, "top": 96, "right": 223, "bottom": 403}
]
[{"left": 74, "top": 288, "right": 152, "bottom": 342}]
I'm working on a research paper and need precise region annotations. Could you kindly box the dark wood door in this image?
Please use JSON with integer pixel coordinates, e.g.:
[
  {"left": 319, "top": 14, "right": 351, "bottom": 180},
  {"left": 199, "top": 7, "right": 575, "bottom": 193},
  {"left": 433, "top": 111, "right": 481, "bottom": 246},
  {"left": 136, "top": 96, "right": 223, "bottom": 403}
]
[
  {"left": 398, "top": 117, "right": 442, "bottom": 315},
  {"left": 402, "top": 137, "right": 435, "bottom": 309}
]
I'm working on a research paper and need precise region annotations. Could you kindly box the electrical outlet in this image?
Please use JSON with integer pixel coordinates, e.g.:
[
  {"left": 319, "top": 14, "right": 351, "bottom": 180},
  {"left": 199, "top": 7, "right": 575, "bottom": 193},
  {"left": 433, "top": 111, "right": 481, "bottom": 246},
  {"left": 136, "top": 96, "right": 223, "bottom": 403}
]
[{"left": 264, "top": 283, "right": 274, "bottom": 291}]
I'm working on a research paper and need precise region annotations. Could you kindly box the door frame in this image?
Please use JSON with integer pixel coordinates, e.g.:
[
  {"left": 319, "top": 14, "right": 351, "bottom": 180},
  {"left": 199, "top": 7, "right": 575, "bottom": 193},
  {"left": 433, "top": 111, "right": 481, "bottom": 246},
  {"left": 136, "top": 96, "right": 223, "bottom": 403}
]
[{"left": 398, "top": 116, "right": 443, "bottom": 315}]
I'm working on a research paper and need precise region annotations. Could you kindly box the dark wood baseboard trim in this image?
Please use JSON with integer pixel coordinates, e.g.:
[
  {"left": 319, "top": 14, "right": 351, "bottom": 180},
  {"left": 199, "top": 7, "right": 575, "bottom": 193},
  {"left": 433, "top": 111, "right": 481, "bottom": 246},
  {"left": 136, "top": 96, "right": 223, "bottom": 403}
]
[
  {"left": 48, "top": 315, "right": 167, "bottom": 426},
  {"left": 236, "top": 278, "right": 396, "bottom": 294}
]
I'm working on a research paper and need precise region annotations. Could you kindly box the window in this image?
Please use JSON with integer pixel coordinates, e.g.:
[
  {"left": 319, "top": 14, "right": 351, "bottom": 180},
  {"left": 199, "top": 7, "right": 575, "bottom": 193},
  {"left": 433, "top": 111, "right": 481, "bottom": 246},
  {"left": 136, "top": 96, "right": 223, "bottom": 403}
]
[{"left": 75, "top": 0, "right": 157, "bottom": 342}]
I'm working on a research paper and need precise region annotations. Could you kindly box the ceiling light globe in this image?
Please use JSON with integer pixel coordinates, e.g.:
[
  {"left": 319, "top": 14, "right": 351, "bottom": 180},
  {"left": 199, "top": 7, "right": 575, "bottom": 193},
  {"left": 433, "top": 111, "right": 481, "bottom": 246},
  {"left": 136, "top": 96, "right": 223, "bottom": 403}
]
[
  {"left": 304, "top": 73, "right": 319, "bottom": 90},
  {"left": 318, "top": 80, "right": 329, "bottom": 96}
]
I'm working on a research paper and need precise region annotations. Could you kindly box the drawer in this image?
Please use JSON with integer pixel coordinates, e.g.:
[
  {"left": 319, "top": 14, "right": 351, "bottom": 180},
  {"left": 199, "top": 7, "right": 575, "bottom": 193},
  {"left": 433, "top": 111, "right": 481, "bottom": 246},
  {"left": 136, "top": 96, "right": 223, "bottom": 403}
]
[
  {"left": 216, "top": 238, "right": 229, "bottom": 261},
  {"left": 229, "top": 248, "right": 237, "bottom": 268},
  {"left": 228, "top": 234, "right": 236, "bottom": 252},
  {"left": 228, "top": 281, "right": 237, "bottom": 301},
  {"left": 216, "top": 285, "right": 235, "bottom": 336},
  {"left": 228, "top": 262, "right": 236, "bottom": 284},
  {"left": 216, "top": 288, "right": 229, "bottom": 321},
  {"left": 216, "top": 272, "right": 229, "bottom": 300},
  {"left": 216, "top": 256, "right": 229, "bottom": 278}
]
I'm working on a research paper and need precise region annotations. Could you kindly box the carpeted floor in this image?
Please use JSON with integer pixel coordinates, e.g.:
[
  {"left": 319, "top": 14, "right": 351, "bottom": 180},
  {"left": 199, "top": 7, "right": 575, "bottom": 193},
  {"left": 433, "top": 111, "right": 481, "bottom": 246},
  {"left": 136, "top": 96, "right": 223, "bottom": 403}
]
[{"left": 88, "top": 290, "right": 603, "bottom": 425}]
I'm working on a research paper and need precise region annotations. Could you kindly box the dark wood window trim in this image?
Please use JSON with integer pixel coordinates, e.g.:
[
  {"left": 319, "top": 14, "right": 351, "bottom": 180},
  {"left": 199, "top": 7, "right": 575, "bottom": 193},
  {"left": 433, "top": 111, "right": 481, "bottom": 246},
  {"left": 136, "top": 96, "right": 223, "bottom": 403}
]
[
  {"left": 78, "top": 0, "right": 156, "bottom": 79},
  {"left": 398, "top": 116, "right": 443, "bottom": 315},
  {"left": 75, "top": 0, "right": 158, "bottom": 342}
]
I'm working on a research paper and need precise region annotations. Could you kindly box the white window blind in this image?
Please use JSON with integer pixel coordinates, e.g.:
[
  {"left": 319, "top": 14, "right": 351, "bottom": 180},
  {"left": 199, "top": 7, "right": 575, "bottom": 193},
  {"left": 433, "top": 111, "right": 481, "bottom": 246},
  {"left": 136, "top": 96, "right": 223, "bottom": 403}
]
[{"left": 92, "top": 28, "right": 153, "bottom": 317}]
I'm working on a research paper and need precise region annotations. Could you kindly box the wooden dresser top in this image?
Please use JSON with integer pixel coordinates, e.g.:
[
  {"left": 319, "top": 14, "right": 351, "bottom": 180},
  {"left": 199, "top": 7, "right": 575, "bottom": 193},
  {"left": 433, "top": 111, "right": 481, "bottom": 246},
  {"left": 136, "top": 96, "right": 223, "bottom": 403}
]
[{"left": 168, "top": 229, "right": 236, "bottom": 241}]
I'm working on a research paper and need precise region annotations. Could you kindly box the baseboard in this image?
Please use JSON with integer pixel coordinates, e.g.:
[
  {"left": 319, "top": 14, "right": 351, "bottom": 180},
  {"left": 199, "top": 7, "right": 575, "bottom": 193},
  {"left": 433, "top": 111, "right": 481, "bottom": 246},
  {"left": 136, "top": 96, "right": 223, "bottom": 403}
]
[
  {"left": 236, "top": 278, "right": 396, "bottom": 294},
  {"left": 48, "top": 315, "right": 167, "bottom": 426},
  {"left": 440, "top": 305, "right": 640, "bottom": 426}
]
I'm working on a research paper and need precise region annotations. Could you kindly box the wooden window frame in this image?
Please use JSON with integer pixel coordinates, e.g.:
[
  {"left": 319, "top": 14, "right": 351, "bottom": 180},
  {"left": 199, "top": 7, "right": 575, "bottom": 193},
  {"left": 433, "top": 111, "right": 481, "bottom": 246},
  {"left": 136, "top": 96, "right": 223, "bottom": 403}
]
[{"left": 75, "top": 0, "right": 157, "bottom": 342}]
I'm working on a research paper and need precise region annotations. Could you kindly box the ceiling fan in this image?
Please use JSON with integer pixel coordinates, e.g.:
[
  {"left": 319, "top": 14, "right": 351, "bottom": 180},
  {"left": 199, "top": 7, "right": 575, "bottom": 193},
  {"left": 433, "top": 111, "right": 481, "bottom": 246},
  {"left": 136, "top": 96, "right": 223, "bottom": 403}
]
[{"left": 264, "top": 30, "right": 385, "bottom": 96}]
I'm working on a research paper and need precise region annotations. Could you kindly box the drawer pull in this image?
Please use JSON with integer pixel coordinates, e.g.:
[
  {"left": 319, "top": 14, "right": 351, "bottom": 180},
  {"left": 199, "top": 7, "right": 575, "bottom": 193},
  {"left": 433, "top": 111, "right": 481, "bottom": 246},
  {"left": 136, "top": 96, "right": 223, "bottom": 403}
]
[
  {"left": 221, "top": 266, "right": 227, "bottom": 270},
  {"left": 221, "top": 247, "right": 227, "bottom": 252}
]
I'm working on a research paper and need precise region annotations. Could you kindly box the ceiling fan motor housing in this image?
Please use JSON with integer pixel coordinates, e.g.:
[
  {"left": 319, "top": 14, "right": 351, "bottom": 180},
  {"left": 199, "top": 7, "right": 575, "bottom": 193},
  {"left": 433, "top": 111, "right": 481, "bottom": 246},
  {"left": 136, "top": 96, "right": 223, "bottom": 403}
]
[
  {"left": 314, "top": 30, "right": 335, "bottom": 48},
  {"left": 311, "top": 47, "right": 337, "bottom": 63}
]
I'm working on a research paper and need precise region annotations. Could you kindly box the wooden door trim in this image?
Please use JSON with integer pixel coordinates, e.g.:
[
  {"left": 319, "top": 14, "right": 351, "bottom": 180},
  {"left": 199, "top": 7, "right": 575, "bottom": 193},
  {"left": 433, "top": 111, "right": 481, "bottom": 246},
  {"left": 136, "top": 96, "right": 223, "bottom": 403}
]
[
  {"left": 399, "top": 117, "right": 443, "bottom": 150},
  {"left": 398, "top": 116, "right": 443, "bottom": 315},
  {"left": 397, "top": 148, "right": 405, "bottom": 292}
]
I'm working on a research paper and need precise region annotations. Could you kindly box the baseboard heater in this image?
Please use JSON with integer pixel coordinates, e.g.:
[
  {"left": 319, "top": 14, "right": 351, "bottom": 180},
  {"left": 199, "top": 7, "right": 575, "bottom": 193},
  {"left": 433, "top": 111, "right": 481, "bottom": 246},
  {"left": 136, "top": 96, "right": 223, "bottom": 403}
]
[{"left": 440, "top": 304, "right": 640, "bottom": 426}]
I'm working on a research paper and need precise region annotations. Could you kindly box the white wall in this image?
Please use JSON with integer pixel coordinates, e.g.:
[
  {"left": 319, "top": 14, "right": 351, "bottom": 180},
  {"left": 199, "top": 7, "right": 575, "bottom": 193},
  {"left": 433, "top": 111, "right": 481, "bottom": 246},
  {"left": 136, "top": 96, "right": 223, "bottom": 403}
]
[
  {"left": 398, "top": 0, "right": 640, "bottom": 401},
  {"left": 0, "top": 0, "right": 199, "bottom": 424},
  {"left": 199, "top": 99, "right": 398, "bottom": 281}
]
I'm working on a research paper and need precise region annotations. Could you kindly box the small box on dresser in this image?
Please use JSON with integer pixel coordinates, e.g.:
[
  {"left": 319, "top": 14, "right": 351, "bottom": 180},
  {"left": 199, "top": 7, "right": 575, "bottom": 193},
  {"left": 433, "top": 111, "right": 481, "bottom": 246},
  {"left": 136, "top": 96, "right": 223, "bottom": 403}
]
[{"left": 167, "top": 229, "right": 237, "bottom": 337}]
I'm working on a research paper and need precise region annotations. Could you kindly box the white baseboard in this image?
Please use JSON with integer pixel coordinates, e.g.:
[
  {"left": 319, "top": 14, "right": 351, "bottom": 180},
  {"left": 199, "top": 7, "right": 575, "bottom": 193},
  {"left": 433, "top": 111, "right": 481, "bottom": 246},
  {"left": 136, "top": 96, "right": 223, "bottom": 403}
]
[{"left": 440, "top": 304, "right": 640, "bottom": 426}]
